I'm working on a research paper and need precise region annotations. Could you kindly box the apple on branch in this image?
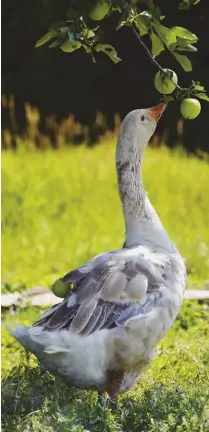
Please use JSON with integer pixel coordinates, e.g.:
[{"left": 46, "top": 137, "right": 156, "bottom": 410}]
[{"left": 180, "top": 98, "right": 201, "bottom": 120}]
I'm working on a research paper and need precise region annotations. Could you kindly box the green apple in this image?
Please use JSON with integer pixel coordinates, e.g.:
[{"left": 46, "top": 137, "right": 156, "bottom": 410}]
[
  {"left": 51, "top": 279, "right": 70, "bottom": 298},
  {"left": 154, "top": 69, "right": 178, "bottom": 94},
  {"left": 89, "top": 0, "right": 110, "bottom": 21},
  {"left": 180, "top": 98, "right": 201, "bottom": 120}
]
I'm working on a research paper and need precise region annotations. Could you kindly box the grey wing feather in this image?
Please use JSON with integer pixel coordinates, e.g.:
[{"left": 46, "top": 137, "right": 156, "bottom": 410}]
[
  {"left": 45, "top": 301, "right": 78, "bottom": 331},
  {"left": 79, "top": 305, "right": 103, "bottom": 335},
  {"left": 33, "top": 247, "right": 167, "bottom": 334},
  {"left": 115, "top": 290, "right": 162, "bottom": 327},
  {"left": 115, "top": 305, "right": 141, "bottom": 327},
  {"left": 69, "top": 298, "right": 98, "bottom": 334}
]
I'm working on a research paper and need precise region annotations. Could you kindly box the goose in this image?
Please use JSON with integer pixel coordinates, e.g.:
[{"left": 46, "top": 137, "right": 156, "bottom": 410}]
[{"left": 9, "top": 104, "right": 186, "bottom": 409}]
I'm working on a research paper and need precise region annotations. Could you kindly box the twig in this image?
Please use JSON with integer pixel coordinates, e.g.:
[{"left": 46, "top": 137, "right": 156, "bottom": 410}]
[
  {"left": 121, "top": 0, "right": 183, "bottom": 91},
  {"left": 132, "top": 26, "right": 167, "bottom": 76}
]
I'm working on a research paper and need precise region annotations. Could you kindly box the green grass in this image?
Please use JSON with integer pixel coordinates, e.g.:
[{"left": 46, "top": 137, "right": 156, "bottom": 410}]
[
  {"left": 2, "top": 143, "right": 209, "bottom": 431},
  {"left": 2, "top": 143, "right": 209, "bottom": 290},
  {"left": 2, "top": 301, "right": 209, "bottom": 431}
]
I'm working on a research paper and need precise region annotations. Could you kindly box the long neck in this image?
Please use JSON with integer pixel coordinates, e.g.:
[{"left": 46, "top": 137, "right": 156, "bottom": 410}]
[
  {"left": 116, "top": 153, "right": 145, "bottom": 224},
  {"left": 116, "top": 152, "right": 147, "bottom": 241},
  {"left": 116, "top": 150, "right": 174, "bottom": 251}
]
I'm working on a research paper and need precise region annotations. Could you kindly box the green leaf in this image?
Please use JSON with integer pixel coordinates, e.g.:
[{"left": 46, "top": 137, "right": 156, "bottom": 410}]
[
  {"left": 162, "top": 95, "right": 175, "bottom": 104},
  {"left": 116, "top": 11, "right": 131, "bottom": 30},
  {"left": 60, "top": 41, "right": 81, "bottom": 52},
  {"left": 177, "top": 45, "right": 197, "bottom": 52},
  {"left": 175, "top": 36, "right": 197, "bottom": 52},
  {"left": 147, "top": 0, "right": 154, "bottom": 9},
  {"left": 117, "top": 18, "right": 133, "bottom": 30},
  {"left": 171, "top": 27, "right": 198, "bottom": 42},
  {"left": 168, "top": 42, "right": 177, "bottom": 52},
  {"left": 152, "top": 22, "right": 176, "bottom": 48},
  {"left": 80, "top": 29, "right": 95, "bottom": 39},
  {"left": 140, "top": 11, "right": 152, "bottom": 19},
  {"left": 196, "top": 93, "right": 209, "bottom": 102},
  {"left": 95, "top": 44, "right": 121, "bottom": 63},
  {"left": 35, "top": 31, "right": 58, "bottom": 48},
  {"left": 193, "top": 82, "right": 204, "bottom": 91},
  {"left": 149, "top": 5, "right": 161, "bottom": 21},
  {"left": 49, "top": 38, "right": 63, "bottom": 48},
  {"left": 60, "top": 26, "right": 71, "bottom": 34},
  {"left": 150, "top": 32, "right": 165, "bottom": 58},
  {"left": 135, "top": 12, "right": 151, "bottom": 36},
  {"left": 179, "top": 0, "right": 200, "bottom": 10},
  {"left": 176, "top": 40, "right": 197, "bottom": 52},
  {"left": 173, "top": 52, "right": 192, "bottom": 71}
]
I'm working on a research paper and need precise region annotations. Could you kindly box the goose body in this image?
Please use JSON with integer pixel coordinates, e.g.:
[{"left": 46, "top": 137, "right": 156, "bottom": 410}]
[{"left": 9, "top": 104, "right": 186, "bottom": 405}]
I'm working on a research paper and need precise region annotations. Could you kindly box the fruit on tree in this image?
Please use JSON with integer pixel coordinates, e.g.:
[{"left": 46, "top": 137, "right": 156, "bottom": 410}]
[
  {"left": 154, "top": 69, "right": 178, "bottom": 94},
  {"left": 89, "top": 0, "right": 110, "bottom": 21},
  {"left": 51, "top": 279, "right": 69, "bottom": 298},
  {"left": 180, "top": 98, "right": 201, "bottom": 119}
]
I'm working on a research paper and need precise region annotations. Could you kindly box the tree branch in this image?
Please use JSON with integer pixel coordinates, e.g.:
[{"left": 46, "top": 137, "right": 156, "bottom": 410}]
[
  {"left": 131, "top": 26, "right": 166, "bottom": 76},
  {"left": 120, "top": 0, "right": 183, "bottom": 91}
]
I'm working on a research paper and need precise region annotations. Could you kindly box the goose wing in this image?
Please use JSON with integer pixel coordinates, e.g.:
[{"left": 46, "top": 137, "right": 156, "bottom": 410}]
[{"left": 33, "top": 246, "right": 170, "bottom": 335}]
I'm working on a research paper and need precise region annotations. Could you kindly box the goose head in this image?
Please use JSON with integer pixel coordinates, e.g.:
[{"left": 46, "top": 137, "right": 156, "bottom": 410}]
[{"left": 116, "top": 103, "right": 166, "bottom": 162}]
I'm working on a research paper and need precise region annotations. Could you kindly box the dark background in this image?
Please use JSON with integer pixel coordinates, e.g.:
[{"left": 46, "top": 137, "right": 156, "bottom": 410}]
[{"left": 2, "top": 0, "right": 209, "bottom": 152}]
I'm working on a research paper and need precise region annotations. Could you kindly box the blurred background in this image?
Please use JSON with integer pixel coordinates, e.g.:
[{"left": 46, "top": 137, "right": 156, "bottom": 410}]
[{"left": 2, "top": 0, "right": 209, "bottom": 152}]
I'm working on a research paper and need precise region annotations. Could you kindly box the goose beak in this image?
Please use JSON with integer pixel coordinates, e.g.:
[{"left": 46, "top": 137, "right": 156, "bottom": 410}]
[{"left": 148, "top": 103, "right": 166, "bottom": 122}]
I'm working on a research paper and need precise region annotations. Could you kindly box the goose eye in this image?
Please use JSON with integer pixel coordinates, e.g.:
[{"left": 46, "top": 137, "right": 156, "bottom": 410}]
[{"left": 141, "top": 115, "right": 145, "bottom": 121}]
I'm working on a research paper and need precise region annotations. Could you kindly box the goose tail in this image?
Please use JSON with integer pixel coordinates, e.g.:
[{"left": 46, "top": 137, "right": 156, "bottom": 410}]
[{"left": 7, "top": 324, "right": 37, "bottom": 353}]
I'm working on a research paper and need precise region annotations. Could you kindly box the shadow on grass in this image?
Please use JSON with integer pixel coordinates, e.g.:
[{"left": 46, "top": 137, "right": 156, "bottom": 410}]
[
  {"left": 121, "top": 384, "right": 208, "bottom": 432},
  {"left": 1, "top": 363, "right": 84, "bottom": 420},
  {"left": 2, "top": 361, "right": 209, "bottom": 432}
]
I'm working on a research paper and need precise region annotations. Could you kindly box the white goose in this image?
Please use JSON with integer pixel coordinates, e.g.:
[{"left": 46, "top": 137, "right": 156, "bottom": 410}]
[{"left": 9, "top": 104, "right": 186, "bottom": 408}]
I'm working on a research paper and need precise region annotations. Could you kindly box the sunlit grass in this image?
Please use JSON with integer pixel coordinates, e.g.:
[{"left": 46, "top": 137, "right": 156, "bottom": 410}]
[
  {"left": 2, "top": 143, "right": 209, "bottom": 431},
  {"left": 2, "top": 301, "right": 209, "bottom": 431},
  {"left": 2, "top": 143, "right": 209, "bottom": 291}
]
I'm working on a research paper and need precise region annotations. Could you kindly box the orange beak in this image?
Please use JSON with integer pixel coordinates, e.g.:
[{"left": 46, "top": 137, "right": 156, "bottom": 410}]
[{"left": 148, "top": 103, "right": 166, "bottom": 122}]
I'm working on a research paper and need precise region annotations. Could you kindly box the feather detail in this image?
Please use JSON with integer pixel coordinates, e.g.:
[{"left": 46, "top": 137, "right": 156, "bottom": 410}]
[{"left": 32, "top": 245, "right": 170, "bottom": 335}]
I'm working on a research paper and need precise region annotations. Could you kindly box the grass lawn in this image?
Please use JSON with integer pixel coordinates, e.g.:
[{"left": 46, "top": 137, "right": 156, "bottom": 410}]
[{"left": 2, "top": 143, "right": 209, "bottom": 431}]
